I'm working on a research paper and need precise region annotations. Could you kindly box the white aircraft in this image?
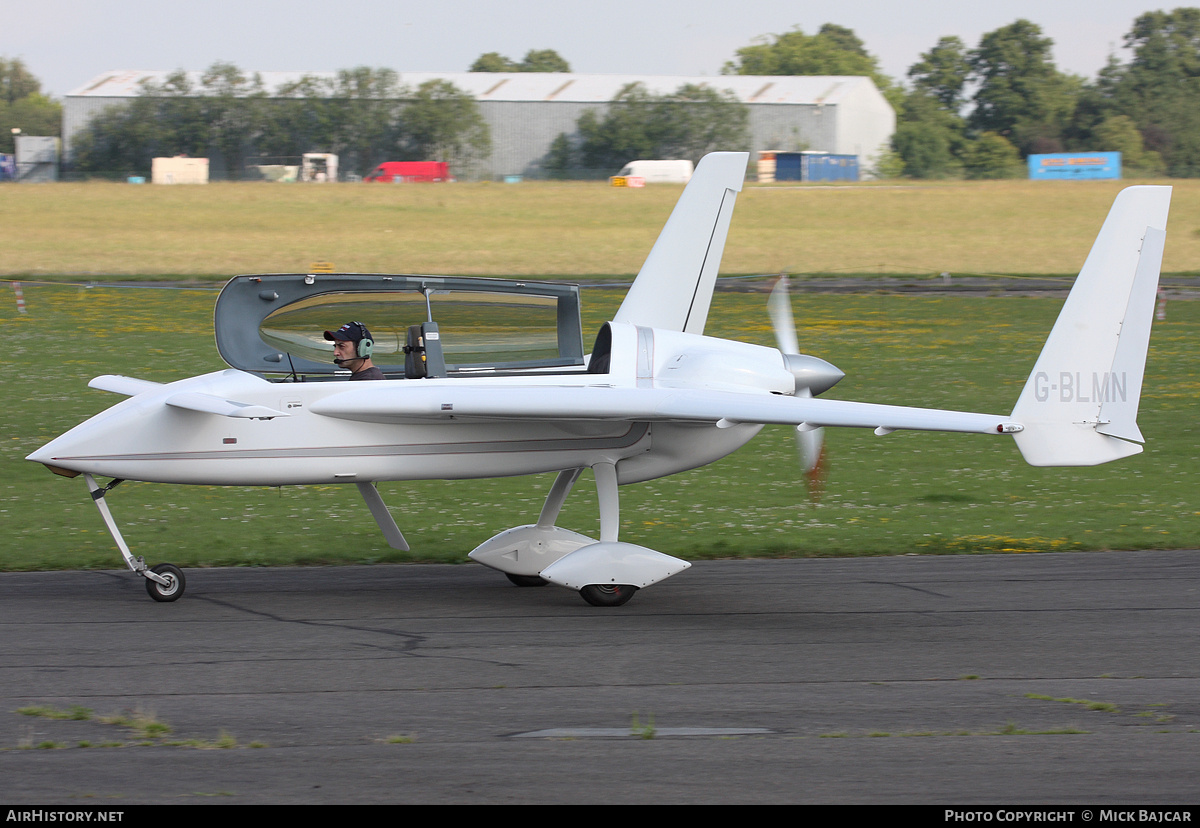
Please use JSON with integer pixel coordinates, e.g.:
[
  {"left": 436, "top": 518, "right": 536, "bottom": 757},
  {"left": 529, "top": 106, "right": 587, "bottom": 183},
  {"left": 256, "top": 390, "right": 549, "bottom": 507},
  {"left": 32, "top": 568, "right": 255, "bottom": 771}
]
[{"left": 27, "top": 153, "right": 1171, "bottom": 606}]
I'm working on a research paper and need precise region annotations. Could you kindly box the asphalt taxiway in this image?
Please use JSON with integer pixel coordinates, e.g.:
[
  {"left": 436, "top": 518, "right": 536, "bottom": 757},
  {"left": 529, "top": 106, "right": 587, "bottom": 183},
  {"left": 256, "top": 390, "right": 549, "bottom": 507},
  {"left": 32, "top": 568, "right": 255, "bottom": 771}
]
[{"left": 1, "top": 551, "right": 1197, "bottom": 804}]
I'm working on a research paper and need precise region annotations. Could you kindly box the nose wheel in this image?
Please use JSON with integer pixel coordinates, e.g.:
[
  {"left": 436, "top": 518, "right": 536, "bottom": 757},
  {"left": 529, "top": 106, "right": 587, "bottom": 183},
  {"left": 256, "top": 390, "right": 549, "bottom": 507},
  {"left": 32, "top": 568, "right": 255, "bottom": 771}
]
[{"left": 145, "top": 563, "right": 186, "bottom": 602}]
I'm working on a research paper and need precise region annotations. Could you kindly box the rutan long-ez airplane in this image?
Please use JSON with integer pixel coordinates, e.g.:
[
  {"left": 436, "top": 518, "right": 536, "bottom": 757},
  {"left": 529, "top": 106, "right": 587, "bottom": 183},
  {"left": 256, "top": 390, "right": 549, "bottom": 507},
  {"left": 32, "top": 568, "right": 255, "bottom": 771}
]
[{"left": 28, "top": 153, "right": 1171, "bottom": 606}]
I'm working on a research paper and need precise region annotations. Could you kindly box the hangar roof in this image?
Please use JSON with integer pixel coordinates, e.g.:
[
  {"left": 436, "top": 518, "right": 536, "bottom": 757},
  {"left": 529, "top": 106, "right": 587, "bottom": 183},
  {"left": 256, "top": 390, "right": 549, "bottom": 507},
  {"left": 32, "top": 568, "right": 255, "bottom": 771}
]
[{"left": 67, "top": 70, "right": 879, "bottom": 106}]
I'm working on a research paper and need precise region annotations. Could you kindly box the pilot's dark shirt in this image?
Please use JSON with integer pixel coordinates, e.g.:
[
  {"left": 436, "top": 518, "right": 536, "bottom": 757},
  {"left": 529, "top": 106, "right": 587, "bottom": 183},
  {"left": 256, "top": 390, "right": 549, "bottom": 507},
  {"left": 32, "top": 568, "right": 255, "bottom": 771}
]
[{"left": 350, "top": 366, "right": 386, "bottom": 381}]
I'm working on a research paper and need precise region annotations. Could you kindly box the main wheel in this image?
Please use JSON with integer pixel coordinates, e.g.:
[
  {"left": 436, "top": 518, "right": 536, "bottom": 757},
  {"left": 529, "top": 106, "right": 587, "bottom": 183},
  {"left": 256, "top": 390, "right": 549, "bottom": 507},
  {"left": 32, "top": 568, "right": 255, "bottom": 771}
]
[
  {"left": 145, "top": 563, "right": 185, "bottom": 602},
  {"left": 579, "top": 583, "right": 638, "bottom": 607},
  {"left": 505, "top": 573, "right": 549, "bottom": 587}
]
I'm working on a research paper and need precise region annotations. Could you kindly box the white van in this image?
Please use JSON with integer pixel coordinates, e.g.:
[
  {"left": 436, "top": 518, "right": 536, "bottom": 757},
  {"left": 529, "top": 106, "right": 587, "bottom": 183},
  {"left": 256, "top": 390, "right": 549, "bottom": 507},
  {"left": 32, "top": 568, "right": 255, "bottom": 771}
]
[{"left": 615, "top": 159, "right": 694, "bottom": 184}]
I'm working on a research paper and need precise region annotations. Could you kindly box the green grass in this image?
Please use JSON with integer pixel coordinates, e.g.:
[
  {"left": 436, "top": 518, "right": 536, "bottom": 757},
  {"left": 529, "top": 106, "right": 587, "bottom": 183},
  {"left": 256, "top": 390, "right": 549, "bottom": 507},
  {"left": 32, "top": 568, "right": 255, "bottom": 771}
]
[
  {"left": 1025, "top": 694, "right": 1120, "bottom": 713},
  {"left": 994, "top": 722, "right": 1090, "bottom": 736},
  {"left": 3, "top": 178, "right": 1200, "bottom": 278},
  {"left": 18, "top": 705, "right": 93, "bottom": 720},
  {"left": 631, "top": 711, "right": 656, "bottom": 740},
  {"left": 3, "top": 282, "right": 1198, "bottom": 571},
  {"left": 10, "top": 705, "right": 258, "bottom": 749}
]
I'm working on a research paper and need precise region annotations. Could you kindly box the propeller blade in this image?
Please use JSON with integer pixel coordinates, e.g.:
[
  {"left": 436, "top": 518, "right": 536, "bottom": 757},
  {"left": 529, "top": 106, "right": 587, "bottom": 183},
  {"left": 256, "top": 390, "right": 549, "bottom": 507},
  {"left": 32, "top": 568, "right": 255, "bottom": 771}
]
[
  {"left": 768, "top": 277, "right": 828, "bottom": 501},
  {"left": 797, "top": 426, "right": 827, "bottom": 500},
  {"left": 767, "top": 275, "right": 799, "bottom": 356},
  {"left": 796, "top": 426, "right": 823, "bottom": 474},
  {"left": 795, "top": 390, "right": 827, "bottom": 502}
]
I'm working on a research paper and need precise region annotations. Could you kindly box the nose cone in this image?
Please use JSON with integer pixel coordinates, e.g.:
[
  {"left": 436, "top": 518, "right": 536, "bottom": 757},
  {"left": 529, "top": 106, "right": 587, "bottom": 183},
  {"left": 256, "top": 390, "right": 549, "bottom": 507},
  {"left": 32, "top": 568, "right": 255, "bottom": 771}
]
[
  {"left": 25, "top": 401, "right": 129, "bottom": 476},
  {"left": 27, "top": 435, "right": 85, "bottom": 477},
  {"left": 782, "top": 353, "right": 845, "bottom": 396},
  {"left": 28, "top": 428, "right": 85, "bottom": 468}
]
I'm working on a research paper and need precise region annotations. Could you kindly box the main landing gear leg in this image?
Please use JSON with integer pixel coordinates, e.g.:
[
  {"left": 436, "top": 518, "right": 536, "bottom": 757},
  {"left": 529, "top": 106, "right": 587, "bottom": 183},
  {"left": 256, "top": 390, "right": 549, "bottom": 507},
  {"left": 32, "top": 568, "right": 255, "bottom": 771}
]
[
  {"left": 83, "top": 473, "right": 186, "bottom": 602},
  {"left": 538, "top": 468, "right": 585, "bottom": 531},
  {"left": 503, "top": 468, "right": 586, "bottom": 588},
  {"left": 578, "top": 462, "right": 638, "bottom": 607},
  {"left": 356, "top": 483, "right": 409, "bottom": 551}
]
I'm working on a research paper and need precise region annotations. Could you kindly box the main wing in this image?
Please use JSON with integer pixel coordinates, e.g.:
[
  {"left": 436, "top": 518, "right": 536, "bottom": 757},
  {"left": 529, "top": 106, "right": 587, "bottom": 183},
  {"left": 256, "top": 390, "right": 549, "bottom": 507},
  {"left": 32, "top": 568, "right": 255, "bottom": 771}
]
[{"left": 309, "top": 384, "right": 1017, "bottom": 436}]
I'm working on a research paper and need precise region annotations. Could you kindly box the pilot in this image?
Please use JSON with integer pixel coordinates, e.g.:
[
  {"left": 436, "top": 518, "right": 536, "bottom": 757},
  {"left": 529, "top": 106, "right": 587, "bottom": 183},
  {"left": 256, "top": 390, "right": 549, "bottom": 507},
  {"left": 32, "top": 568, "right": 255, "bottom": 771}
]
[{"left": 324, "top": 321, "right": 385, "bottom": 381}]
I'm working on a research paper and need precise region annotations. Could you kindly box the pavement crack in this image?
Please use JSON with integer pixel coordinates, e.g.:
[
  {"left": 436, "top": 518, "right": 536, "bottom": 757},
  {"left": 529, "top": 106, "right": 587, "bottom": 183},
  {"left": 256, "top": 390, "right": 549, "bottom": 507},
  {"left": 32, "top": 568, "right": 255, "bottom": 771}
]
[
  {"left": 192, "top": 595, "right": 519, "bottom": 666},
  {"left": 864, "top": 580, "right": 951, "bottom": 598}
]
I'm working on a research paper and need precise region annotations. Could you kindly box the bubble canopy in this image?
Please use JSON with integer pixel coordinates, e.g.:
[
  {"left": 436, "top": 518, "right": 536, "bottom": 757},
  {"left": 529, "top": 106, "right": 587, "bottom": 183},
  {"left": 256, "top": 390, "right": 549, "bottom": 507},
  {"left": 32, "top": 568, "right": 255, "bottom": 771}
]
[{"left": 215, "top": 273, "right": 586, "bottom": 380}]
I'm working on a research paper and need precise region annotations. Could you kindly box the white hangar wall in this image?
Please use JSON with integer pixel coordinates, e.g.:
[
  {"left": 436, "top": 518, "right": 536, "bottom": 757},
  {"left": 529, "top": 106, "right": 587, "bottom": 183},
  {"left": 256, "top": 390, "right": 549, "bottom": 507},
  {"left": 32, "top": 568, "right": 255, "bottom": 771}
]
[
  {"left": 467, "top": 73, "right": 894, "bottom": 178},
  {"left": 63, "top": 71, "right": 895, "bottom": 179}
]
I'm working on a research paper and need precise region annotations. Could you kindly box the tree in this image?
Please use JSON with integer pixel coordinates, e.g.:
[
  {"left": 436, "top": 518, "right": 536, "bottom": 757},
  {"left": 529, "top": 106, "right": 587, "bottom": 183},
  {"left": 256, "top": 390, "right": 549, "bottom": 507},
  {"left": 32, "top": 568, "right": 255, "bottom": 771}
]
[
  {"left": 0, "top": 58, "right": 61, "bottom": 154},
  {"left": 961, "top": 132, "right": 1024, "bottom": 179},
  {"left": 0, "top": 58, "right": 42, "bottom": 104},
  {"left": 518, "top": 49, "right": 571, "bottom": 73},
  {"left": 470, "top": 49, "right": 571, "bottom": 72},
  {"left": 400, "top": 79, "right": 491, "bottom": 170},
  {"left": 576, "top": 82, "right": 749, "bottom": 173},
  {"left": 469, "top": 52, "right": 517, "bottom": 72},
  {"left": 891, "top": 93, "right": 964, "bottom": 179},
  {"left": 196, "top": 62, "right": 266, "bottom": 178},
  {"left": 908, "top": 36, "right": 971, "bottom": 113},
  {"left": 723, "top": 24, "right": 902, "bottom": 108},
  {"left": 890, "top": 36, "right": 973, "bottom": 179},
  {"left": 543, "top": 132, "right": 574, "bottom": 179},
  {"left": 325, "top": 67, "right": 406, "bottom": 172},
  {"left": 1061, "top": 55, "right": 1125, "bottom": 151},
  {"left": 0, "top": 94, "right": 61, "bottom": 154},
  {"left": 73, "top": 65, "right": 269, "bottom": 178},
  {"left": 1125, "top": 8, "right": 1200, "bottom": 89},
  {"left": 967, "top": 20, "right": 1079, "bottom": 155},
  {"left": 257, "top": 75, "right": 343, "bottom": 159},
  {"left": 72, "top": 71, "right": 207, "bottom": 177},
  {"left": 1104, "top": 9, "right": 1200, "bottom": 175},
  {"left": 74, "top": 63, "right": 405, "bottom": 178},
  {"left": 651, "top": 85, "right": 750, "bottom": 162},
  {"left": 1093, "top": 114, "right": 1164, "bottom": 175},
  {"left": 870, "top": 148, "right": 905, "bottom": 179},
  {"left": 577, "top": 83, "right": 657, "bottom": 170}
]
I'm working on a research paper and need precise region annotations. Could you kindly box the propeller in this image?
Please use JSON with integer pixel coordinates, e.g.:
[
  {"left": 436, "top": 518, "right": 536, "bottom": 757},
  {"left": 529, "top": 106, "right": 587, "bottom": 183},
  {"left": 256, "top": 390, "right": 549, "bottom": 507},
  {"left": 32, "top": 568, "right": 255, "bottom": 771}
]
[{"left": 768, "top": 275, "right": 834, "bottom": 500}]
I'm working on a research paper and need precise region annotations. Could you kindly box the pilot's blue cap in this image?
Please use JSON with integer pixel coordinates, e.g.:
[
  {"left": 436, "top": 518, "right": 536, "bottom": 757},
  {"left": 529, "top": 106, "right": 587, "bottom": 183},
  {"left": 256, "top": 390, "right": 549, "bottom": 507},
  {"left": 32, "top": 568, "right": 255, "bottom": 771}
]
[{"left": 324, "top": 321, "right": 371, "bottom": 342}]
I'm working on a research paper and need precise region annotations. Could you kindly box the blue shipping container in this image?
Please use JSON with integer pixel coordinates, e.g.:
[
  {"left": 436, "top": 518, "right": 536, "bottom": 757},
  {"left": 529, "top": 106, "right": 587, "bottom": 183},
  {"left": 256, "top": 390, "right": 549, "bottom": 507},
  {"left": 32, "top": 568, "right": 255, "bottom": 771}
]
[
  {"left": 803, "top": 154, "right": 859, "bottom": 182},
  {"left": 772, "top": 152, "right": 858, "bottom": 182},
  {"left": 774, "top": 152, "right": 804, "bottom": 180}
]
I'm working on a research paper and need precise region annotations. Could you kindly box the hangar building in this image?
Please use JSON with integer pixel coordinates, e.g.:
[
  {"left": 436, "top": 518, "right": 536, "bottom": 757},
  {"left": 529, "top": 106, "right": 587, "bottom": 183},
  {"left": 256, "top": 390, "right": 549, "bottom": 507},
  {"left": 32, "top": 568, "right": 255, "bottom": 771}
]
[{"left": 63, "top": 71, "right": 895, "bottom": 179}]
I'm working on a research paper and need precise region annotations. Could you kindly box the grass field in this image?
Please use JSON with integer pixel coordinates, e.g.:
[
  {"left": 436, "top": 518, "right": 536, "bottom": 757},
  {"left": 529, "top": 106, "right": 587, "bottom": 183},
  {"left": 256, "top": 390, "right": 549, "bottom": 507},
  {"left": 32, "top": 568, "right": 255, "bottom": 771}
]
[
  {"left": 3, "top": 177, "right": 1200, "bottom": 278},
  {"left": 4, "top": 281, "right": 1198, "bottom": 571}
]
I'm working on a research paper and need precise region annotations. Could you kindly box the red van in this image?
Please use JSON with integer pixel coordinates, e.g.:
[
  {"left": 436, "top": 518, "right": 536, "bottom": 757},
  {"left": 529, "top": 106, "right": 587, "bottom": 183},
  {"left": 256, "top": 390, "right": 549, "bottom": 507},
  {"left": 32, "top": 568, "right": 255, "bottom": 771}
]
[{"left": 364, "top": 161, "right": 451, "bottom": 182}]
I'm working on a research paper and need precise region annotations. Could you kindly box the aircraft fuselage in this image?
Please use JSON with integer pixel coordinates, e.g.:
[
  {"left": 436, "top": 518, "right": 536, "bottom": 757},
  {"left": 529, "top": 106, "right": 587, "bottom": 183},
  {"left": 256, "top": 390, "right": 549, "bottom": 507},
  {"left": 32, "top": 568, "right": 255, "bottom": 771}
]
[{"left": 30, "top": 323, "right": 787, "bottom": 487}]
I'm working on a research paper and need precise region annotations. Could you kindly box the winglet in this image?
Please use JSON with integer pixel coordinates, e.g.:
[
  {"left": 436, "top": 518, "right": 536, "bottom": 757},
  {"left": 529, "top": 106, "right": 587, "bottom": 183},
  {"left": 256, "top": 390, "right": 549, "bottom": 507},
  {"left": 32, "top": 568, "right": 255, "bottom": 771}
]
[
  {"left": 1011, "top": 186, "right": 1171, "bottom": 466},
  {"left": 613, "top": 152, "right": 748, "bottom": 335}
]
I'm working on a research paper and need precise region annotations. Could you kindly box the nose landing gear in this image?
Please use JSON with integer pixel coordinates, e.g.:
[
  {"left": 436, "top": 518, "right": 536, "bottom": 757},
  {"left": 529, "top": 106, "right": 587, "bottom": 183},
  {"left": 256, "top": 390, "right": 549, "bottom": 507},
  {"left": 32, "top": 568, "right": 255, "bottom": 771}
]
[{"left": 84, "top": 474, "right": 187, "bottom": 603}]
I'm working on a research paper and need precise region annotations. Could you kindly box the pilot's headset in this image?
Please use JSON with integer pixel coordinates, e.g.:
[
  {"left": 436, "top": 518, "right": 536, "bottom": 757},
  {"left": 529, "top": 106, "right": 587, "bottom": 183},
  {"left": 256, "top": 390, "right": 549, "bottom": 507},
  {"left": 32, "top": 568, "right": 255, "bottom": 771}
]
[{"left": 350, "top": 321, "right": 374, "bottom": 359}]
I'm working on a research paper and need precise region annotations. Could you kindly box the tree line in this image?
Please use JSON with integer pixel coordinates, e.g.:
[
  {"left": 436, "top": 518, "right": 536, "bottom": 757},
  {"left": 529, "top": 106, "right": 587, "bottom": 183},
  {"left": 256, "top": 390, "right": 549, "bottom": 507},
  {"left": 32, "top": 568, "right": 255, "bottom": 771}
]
[
  {"left": 721, "top": 11, "right": 1200, "bottom": 178},
  {"left": 885, "top": 13, "right": 1183, "bottom": 178},
  {"left": 70, "top": 65, "right": 490, "bottom": 179},
  {"left": 11, "top": 9, "right": 1200, "bottom": 180}
]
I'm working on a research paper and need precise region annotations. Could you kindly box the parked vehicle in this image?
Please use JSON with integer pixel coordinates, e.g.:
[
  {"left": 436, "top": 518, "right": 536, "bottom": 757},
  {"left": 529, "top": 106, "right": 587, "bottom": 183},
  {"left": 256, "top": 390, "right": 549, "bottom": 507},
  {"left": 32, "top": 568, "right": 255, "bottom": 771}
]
[
  {"left": 613, "top": 159, "right": 694, "bottom": 184},
  {"left": 365, "top": 162, "right": 451, "bottom": 182},
  {"left": 300, "top": 153, "right": 338, "bottom": 182}
]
